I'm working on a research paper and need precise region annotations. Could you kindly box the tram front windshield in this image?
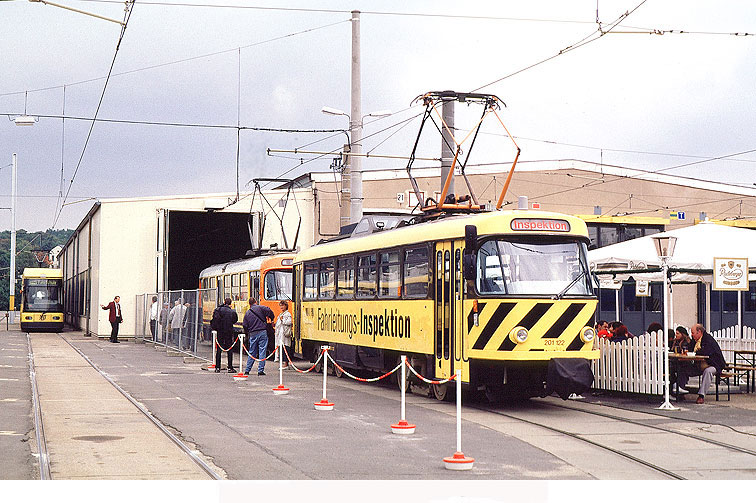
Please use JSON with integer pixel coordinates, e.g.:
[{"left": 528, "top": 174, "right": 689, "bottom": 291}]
[
  {"left": 476, "top": 238, "right": 593, "bottom": 296},
  {"left": 23, "top": 279, "right": 64, "bottom": 312},
  {"left": 264, "top": 269, "right": 293, "bottom": 301}
]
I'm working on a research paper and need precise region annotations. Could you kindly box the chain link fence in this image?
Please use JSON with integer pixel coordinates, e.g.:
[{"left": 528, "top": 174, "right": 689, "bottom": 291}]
[{"left": 135, "top": 289, "right": 214, "bottom": 363}]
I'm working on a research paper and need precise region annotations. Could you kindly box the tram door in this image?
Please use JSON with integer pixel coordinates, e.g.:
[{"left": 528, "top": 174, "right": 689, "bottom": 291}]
[{"left": 434, "top": 240, "right": 468, "bottom": 381}]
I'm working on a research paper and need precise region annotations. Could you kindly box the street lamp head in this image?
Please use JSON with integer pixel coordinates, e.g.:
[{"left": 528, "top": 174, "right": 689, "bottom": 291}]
[
  {"left": 364, "top": 110, "right": 392, "bottom": 119},
  {"left": 652, "top": 235, "right": 677, "bottom": 259},
  {"left": 321, "top": 106, "right": 348, "bottom": 118},
  {"left": 14, "top": 115, "right": 37, "bottom": 126}
]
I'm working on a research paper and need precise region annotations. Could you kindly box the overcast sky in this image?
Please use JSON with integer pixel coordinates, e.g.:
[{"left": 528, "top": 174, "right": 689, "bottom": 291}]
[{"left": 1, "top": 0, "right": 755, "bottom": 232}]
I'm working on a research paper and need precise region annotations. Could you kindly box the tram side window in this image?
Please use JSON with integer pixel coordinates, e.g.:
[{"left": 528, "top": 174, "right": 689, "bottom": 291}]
[
  {"left": 240, "top": 273, "right": 248, "bottom": 301},
  {"left": 231, "top": 274, "right": 240, "bottom": 301},
  {"left": 337, "top": 257, "right": 355, "bottom": 298},
  {"left": 251, "top": 272, "right": 261, "bottom": 302},
  {"left": 304, "top": 263, "right": 318, "bottom": 300},
  {"left": 224, "top": 275, "right": 231, "bottom": 301},
  {"left": 319, "top": 260, "right": 336, "bottom": 299},
  {"left": 357, "top": 254, "right": 377, "bottom": 298},
  {"left": 379, "top": 250, "right": 400, "bottom": 298},
  {"left": 403, "top": 245, "right": 429, "bottom": 298}
]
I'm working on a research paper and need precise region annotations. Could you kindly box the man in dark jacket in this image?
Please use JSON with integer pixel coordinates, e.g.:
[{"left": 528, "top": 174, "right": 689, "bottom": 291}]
[
  {"left": 677, "top": 323, "right": 726, "bottom": 404},
  {"left": 212, "top": 298, "right": 238, "bottom": 373},
  {"left": 242, "top": 297, "right": 274, "bottom": 376}
]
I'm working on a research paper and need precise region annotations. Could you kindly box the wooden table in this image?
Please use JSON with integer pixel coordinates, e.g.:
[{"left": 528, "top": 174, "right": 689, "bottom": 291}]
[{"left": 669, "top": 353, "right": 709, "bottom": 396}]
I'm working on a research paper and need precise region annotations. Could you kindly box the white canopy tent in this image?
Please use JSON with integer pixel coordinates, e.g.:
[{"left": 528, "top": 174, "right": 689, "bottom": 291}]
[
  {"left": 589, "top": 222, "right": 756, "bottom": 282},
  {"left": 588, "top": 221, "right": 756, "bottom": 330}
]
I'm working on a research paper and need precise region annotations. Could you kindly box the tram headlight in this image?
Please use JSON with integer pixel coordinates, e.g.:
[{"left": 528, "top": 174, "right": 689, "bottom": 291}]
[
  {"left": 580, "top": 326, "right": 596, "bottom": 343},
  {"left": 509, "top": 326, "right": 529, "bottom": 344}
]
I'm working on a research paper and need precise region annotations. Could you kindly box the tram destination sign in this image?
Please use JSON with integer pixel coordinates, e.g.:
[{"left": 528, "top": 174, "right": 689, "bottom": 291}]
[{"left": 511, "top": 218, "right": 571, "bottom": 232}]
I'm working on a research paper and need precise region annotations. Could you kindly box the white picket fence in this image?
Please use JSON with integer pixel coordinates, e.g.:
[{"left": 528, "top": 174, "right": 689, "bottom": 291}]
[{"left": 591, "top": 326, "right": 756, "bottom": 395}]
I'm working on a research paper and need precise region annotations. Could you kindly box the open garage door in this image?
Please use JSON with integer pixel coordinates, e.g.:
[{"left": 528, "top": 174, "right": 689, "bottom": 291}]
[{"left": 158, "top": 210, "right": 252, "bottom": 291}]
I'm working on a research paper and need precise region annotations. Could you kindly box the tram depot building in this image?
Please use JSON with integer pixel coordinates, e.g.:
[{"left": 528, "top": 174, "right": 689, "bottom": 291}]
[{"left": 60, "top": 159, "right": 756, "bottom": 338}]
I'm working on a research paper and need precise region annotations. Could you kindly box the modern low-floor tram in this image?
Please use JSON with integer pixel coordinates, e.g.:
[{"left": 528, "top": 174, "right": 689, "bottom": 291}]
[{"left": 20, "top": 268, "right": 64, "bottom": 333}]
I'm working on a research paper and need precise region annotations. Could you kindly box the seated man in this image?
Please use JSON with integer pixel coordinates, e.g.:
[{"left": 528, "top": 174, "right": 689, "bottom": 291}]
[{"left": 676, "top": 323, "right": 726, "bottom": 404}]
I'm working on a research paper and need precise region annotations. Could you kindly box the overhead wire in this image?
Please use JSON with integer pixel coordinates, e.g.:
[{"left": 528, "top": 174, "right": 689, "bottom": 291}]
[
  {"left": 526, "top": 147, "right": 756, "bottom": 205},
  {"left": 54, "top": 86, "right": 67, "bottom": 228},
  {"left": 471, "top": 0, "right": 650, "bottom": 92},
  {"left": 0, "top": 18, "right": 350, "bottom": 98},
  {"left": 52, "top": 1, "right": 135, "bottom": 229},
  {"left": 77, "top": 0, "right": 756, "bottom": 36}
]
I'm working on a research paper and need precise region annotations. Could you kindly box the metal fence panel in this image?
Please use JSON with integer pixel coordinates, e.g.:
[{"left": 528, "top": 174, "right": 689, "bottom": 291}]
[{"left": 135, "top": 289, "right": 214, "bottom": 364}]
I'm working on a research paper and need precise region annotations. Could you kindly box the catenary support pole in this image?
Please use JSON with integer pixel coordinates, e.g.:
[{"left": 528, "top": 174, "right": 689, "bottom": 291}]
[{"left": 349, "top": 10, "right": 362, "bottom": 224}]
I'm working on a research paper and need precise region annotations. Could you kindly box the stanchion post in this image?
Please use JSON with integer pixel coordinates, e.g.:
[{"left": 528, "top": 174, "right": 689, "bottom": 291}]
[
  {"left": 314, "top": 346, "right": 334, "bottom": 410},
  {"left": 273, "top": 344, "right": 290, "bottom": 395},
  {"left": 233, "top": 335, "right": 248, "bottom": 381},
  {"left": 443, "top": 368, "right": 474, "bottom": 470},
  {"left": 391, "top": 354, "right": 416, "bottom": 434},
  {"left": 208, "top": 330, "right": 217, "bottom": 370}
]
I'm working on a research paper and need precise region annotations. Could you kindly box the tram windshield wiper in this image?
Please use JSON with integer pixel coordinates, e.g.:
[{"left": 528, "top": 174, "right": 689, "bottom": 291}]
[{"left": 554, "top": 270, "right": 588, "bottom": 300}]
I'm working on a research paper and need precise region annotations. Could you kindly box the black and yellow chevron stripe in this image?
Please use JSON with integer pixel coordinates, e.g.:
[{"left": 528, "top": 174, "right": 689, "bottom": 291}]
[{"left": 465, "top": 299, "right": 598, "bottom": 360}]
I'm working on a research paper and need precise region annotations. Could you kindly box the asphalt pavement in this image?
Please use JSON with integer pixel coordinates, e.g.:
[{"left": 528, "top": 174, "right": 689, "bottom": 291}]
[{"left": 6, "top": 325, "right": 756, "bottom": 481}]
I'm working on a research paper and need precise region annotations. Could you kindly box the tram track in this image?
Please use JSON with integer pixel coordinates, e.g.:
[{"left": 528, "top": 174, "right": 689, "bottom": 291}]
[
  {"left": 540, "top": 398, "right": 756, "bottom": 458},
  {"left": 470, "top": 401, "right": 686, "bottom": 480},
  {"left": 473, "top": 396, "right": 756, "bottom": 480},
  {"left": 26, "top": 333, "right": 51, "bottom": 480},
  {"left": 27, "top": 333, "right": 223, "bottom": 480}
]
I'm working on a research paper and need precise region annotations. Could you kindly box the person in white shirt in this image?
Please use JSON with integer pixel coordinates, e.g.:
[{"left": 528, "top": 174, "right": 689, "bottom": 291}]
[{"left": 149, "top": 296, "right": 159, "bottom": 340}]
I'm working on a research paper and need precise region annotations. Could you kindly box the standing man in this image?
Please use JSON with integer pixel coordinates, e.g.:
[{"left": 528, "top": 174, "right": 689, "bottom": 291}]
[
  {"left": 243, "top": 297, "right": 274, "bottom": 376},
  {"left": 676, "top": 323, "right": 726, "bottom": 404},
  {"left": 212, "top": 298, "right": 238, "bottom": 373},
  {"left": 167, "top": 299, "right": 186, "bottom": 348},
  {"left": 100, "top": 296, "right": 123, "bottom": 343},
  {"left": 159, "top": 302, "right": 170, "bottom": 343},
  {"left": 149, "top": 296, "right": 159, "bottom": 340}
]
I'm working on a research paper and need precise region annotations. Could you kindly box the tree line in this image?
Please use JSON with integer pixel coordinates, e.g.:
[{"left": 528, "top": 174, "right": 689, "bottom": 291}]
[{"left": 0, "top": 229, "right": 72, "bottom": 310}]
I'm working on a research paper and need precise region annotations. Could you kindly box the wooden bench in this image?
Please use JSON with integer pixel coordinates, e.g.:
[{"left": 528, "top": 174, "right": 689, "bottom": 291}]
[
  {"left": 725, "top": 364, "right": 756, "bottom": 393},
  {"left": 716, "top": 371, "right": 733, "bottom": 401}
]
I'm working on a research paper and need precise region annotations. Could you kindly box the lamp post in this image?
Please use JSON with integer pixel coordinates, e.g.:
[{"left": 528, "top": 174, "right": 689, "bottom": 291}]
[
  {"left": 9, "top": 154, "right": 17, "bottom": 323},
  {"left": 652, "top": 235, "right": 678, "bottom": 410}
]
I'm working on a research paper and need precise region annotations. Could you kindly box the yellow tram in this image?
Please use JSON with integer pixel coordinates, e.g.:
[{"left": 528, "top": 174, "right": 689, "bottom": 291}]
[
  {"left": 20, "top": 268, "right": 64, "bottom": 333},
  {"left": 293, "top": 210, "right": 598, "bottom": 400}
]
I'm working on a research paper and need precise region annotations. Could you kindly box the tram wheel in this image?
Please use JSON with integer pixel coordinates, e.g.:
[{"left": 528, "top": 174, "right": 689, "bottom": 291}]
[
  {"left": 334, "top": 363, "right": 344, "bottom": 378},
  {"left": 313, "top": 347, "right": 323, "bottom": 373},
  {"left": 431, "top": 382, "right": 450, "bottom": 401}
]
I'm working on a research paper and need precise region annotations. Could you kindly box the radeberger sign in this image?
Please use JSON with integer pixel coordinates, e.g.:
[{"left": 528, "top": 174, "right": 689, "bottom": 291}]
[
  {"left": 713, "top": 257, "right": 749, "bottom": 291},
  {"left": 635, "top": 280, "right": 650, "bottom": 297}
]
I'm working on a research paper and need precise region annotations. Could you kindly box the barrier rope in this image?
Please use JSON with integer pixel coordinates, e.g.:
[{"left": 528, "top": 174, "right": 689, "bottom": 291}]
[
  {"left": 283, "top": 346, "right": 324, "bottom": 374},
  {"left": 242, "top": 340, "right": 279, "bottom": 362},
  {"left": 325, "top": 351, "right": 402, "bottom": 382},
  {"left": 405, "top": 360, "right": 457, "bottom": 384},
  {"left": 216, "top": 335, "right": 240, "bottom": 353}
]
